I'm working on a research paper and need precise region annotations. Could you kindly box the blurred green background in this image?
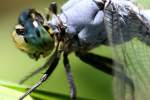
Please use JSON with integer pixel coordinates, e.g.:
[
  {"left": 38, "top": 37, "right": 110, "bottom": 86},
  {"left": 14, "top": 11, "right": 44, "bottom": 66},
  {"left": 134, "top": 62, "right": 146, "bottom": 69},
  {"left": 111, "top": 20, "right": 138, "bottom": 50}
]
[{"left": 0, "top": 0, "right": 149, "bottom": 100}]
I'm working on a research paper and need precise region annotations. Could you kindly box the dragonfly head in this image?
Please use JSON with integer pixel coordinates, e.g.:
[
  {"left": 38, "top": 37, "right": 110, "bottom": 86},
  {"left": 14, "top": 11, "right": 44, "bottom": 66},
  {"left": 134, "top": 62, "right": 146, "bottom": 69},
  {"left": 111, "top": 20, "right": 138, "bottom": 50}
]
[{"left": 12, "top": 9, "right": 54, "bottom": 60}]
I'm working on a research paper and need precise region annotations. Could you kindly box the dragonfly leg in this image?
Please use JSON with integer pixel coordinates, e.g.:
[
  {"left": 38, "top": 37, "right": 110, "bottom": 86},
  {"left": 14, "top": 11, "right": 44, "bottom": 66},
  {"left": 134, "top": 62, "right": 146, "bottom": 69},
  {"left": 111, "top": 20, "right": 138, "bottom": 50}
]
[
  {"left": 19, "top": 52, "right": 59, "bottom": 84},
  {"left": 63, "top": 52, "right": 76, "bottom": 100},
  {"left": 19, "top": 61, "right": 49, "bottom": 84},
  {"left": 75, "top": 52, "right": 135, "bottom": 100},
  {"left": 19, "top": 51, "right": 61, "bottom": 100},
  {"left": 75, "top": 51, "right": 113, "bottom": 75}
]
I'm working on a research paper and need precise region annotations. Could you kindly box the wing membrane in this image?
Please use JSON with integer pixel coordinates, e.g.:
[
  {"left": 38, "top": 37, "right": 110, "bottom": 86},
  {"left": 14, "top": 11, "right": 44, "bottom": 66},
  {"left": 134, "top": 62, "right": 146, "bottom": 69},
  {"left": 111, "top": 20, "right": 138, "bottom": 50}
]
[{"left": 104, "top": 0, "right": 150, "bottom": 100}]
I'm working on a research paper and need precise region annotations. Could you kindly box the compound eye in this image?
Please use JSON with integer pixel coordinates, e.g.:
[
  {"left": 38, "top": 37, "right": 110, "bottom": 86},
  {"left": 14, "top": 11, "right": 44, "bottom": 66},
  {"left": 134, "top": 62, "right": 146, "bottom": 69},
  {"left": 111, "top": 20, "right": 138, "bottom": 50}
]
[{"left": 15, "top": 25, "right": 25, "bottom": 35}]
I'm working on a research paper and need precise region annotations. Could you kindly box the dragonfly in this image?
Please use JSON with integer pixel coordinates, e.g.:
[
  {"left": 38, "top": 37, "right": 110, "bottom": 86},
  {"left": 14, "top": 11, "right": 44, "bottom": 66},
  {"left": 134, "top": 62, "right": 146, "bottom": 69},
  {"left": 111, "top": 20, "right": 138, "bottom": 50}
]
[{"left": 11, "top": 0, "right": 150, "bottom": 100}]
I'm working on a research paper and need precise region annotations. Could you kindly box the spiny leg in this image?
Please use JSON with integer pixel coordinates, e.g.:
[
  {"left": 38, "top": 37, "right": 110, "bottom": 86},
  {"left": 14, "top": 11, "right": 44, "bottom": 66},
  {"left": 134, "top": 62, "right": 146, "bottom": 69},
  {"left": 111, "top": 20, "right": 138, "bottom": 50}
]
[
  {"left": 63, "top": 53, "right": 76, "bottom": 100},
  {"left": 19, "top": 52, "right": 59, "bottom": 84},
  {"left": 19, "top": 51, "right": 61, "bottom": 100},
  {"left": 75, "top": 51, "right": 113, "bottom": 75},
  {"left": 75, "top": 52, "right": 135, "bottom": 100},
  {"left": 19, "top": 58, "right": 50, "bottom": 84}
]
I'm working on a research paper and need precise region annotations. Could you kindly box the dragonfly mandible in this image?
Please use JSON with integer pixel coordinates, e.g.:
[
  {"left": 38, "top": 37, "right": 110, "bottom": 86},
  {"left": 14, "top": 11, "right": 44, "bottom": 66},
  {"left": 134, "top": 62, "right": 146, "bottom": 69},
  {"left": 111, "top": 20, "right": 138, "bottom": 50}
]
[{"left": 11, "top": 0, "right": 150, "bottom": 100}]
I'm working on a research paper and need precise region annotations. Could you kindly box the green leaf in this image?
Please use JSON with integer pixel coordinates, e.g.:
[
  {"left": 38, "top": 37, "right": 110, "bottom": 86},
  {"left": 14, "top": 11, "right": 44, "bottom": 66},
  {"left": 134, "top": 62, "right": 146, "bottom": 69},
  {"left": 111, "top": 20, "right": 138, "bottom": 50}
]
[
  {"left": 0, "top": 85, "right": 32, "bottom": 100},
  {"left": 0, "top": 81, "right": 90, "bottom": 100}
]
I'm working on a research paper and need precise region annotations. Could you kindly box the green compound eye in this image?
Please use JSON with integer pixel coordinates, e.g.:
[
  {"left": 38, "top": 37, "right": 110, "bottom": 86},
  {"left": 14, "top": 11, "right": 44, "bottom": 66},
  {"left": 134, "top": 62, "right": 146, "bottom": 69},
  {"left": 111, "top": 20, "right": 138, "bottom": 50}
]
[{"left": 12, "top": 9, "right": 54, "bottom": 60}]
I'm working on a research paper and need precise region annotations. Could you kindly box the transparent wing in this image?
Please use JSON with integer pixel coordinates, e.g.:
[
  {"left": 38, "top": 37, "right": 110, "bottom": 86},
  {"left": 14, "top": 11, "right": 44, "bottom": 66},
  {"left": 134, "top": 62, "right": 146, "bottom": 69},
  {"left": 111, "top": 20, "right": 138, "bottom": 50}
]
[{"left": 104, "top": 0, "right": 150, "bottom": 100}]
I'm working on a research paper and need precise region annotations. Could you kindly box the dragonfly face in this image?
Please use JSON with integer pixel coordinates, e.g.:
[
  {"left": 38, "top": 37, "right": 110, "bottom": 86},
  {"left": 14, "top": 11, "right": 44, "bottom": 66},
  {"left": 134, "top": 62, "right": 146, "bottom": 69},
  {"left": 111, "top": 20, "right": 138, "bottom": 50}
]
[{"left": 12, "top": 9, "right": 54, "bottom": 60}]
